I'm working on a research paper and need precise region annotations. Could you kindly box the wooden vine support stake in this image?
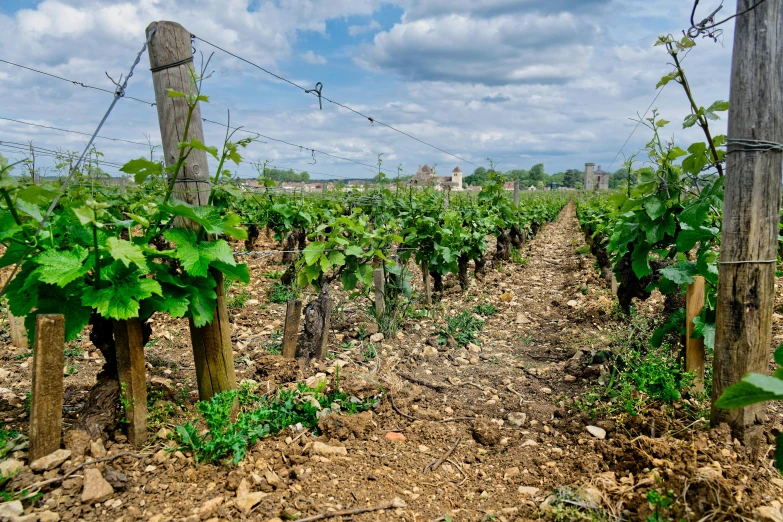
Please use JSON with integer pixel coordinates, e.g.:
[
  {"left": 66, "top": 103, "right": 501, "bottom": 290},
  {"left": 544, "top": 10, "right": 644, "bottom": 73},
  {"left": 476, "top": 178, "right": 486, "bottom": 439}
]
[
  {"left": 113, "top": 318, "right": 147, "bottom": 448},
  {"left": 147, "top": 21, "right": 236, "bottom": 400},
  {"left": 711, "top": 0, "right": 783, "bottom": 446},
  {"left": 513, "top": 181, "right": 519, "bottom": 208},
  {"left": 373, "top": 269, "right": 385, "bottom": 319},
  {"left": 282, "top": 299, "right": 303, "bottom": 359},
  {"left": 685, "top": 277, "right": 705, "bottom": 392},
  {"left": 422, "top": 260, "right": 432, "bottom": 306},
  {"left": 8, "top": 313, "right": 27, "bottom": 349},
  {"left": 29, "top": 314, "right": 64, "bottom": 461}
]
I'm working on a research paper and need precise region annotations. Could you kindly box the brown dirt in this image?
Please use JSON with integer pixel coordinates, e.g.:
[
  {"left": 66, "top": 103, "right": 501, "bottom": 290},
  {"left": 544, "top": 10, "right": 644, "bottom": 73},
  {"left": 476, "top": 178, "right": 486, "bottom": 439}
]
[{"left": 2, "top": 201, "right": 783, "bottom": 521}]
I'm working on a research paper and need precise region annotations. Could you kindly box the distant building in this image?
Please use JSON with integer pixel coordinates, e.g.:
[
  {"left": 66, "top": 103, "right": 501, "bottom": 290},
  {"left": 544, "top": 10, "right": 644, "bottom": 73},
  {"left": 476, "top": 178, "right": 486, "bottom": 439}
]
[
  {"left": 585, "top": 163, "right": 609, "bottom": 191},
  {"left": 408, "top": 164, "right": 463, "bottom": 191}
]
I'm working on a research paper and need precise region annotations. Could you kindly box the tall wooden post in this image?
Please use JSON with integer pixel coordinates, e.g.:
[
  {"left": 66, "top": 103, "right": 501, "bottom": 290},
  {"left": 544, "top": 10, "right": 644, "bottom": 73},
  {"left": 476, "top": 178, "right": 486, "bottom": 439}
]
[
  {"left": 113, "top": 319, "right": 147, "bottom": 448},
  {"left": 513, "top": 181, "right": 519, "bottom": 208},
  {"left": 711, "top": 0, "right": 783, "bottom": 445},
  {"left": 282, "top": 299, "right": 303, "bottom": 359},
  {"left": 8, "top": 314, "right": 27, "bottom": 349},
  {"left": 373, "top": 269, "right": 385, "bottom": 319},
  {"left": 147, "top": 21, "right": 236, "bottom": 400},
  {"left": 29, "top": 314, "right": 64, "bottom": 461},
  {"left": 685, "top": 277, "right": 705, "bottom": 391}
]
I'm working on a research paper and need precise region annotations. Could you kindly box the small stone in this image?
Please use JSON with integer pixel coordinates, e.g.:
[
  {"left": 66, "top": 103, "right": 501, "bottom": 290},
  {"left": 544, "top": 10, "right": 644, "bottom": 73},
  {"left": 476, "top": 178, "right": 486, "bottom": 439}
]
[
  {"left": 81, "top": 468, "right": 114, "bottom": 504},
  {"left": 418, "top": 445, "right": 430, "bottom": 453},
  {"left": 153, "top": 449, "right": 168, "bottom": 464},
  {"left": 0, "top": 500, "right": 23, "bottom": 518},
  {"left": 147, "top": 515, "right": 165, "bottom": 522},
  {"left": 30, "top": 449, "right": 72, "bottom": 472},
  {"left": 156, "top": 427, "right": 171, "bottom": 440},
  {"left": 469, "top": 356, "right": 480, "bottom": 365},
  {"left": 564, "top": 375, "right": 577, "bottom": 382},
  {"left": 540, "top": 387, "right": 552, "bottom": 394},
  {"left": 385, "top": 432, "right": 406, "bottom": 442},
  {"left": 467, "top": 343, "right": 481, "bottom": 353},
  {"left": 518, "top": 486, "right": 540, "bottom": 496},
  {"left": 199, "top": 496, "right": 224, "bottom": 515},
  {"left": 755, "top": 507, "right": 783, "bottom": 522},
  {"left": 522, "top": 439, "right": 538, "bottom": 447},
  {"left": 90, "top": 440, "right": 107, "bottom": 459},
  {"left": 567, "top": 300, "right": 578, "bottom": 308},
  {"left": 311, "top": 441, "right": 347, "bottom": 457},
  {"left": 144, "top": 465, "right": 157, "bottom": 472},
  {"left": 507, "top": 412, "right": 527, "bottom": 426},
  {"left": 422, "top": 346, "right": 439, "bottom": 358},
  {"left": 0, "top": 459, "right": 23, "bottom": 478},
  {"left": 264, "top": 470, "right": 279, "bottom": 487},
  {"left": 369, "top": 333, "right": 384, "bottom": 343},
  {"left": 236, "top": 492, "right": 267, "bottom": 515},
  {"left": 504, "top": 467, "right": 520, "bottom": 480},
  {"left": 586, "top": 426, "right": 606, "bottom": 440},
  {"left": 516, "top": 313, "right": 530, "bottom": 324},
  {"left": 454, "top": 357, "right": 470, "bottom": 366},
  {"left": 246, "top": 299, "right": 260, "bottom": 306},
  {"left": 38, "top": 510, "right": 61, "bottom": 522},
  {"left": 500, "top": 293, "right": 514, "bottom": 302},
  {"left": 480, "top": 490, "right": 489, "bottom": 500},
  {"left": 772, "top": 478, "right": 783, "bottom": 488}
]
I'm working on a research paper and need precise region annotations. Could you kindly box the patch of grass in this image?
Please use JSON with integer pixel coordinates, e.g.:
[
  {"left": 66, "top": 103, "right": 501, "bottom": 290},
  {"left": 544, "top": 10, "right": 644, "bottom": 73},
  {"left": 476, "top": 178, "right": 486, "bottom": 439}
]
[
  {"left": 578, "top": 285, "right": 588, "bottom": 295},
  {"left": 646, "top": 489, "right": 677, "bottom": 522},
  {"left": 65, "top": 345, "right": 83, "bottom": 358},
  {"left": 262, "top": 329, "right": 283, "bottom": 355},
  {"left": 262, "top": 270, "right": 283, "bottom": 279},
  {"left": 362, "top": 342, "right": 377, "bottom": 361},
  {"left": 147, "top": 389, "right": 175, "bottom": 429},
  {"left": 66, "top": 363, "right": 78, "bottom": 376},
  {"left": 172, "top": 370, "right": 378, "bottom": 465},
  {"left": 13, "top": 351, "right": 32, "bottom": 361},
  {"left": 573, "top": 312, "right": 697, "bottom": 418},
  {"left": 472, "top": 302, "right": 497, "bottom": 316},
  {"left": 434, "top": 310, "right": 484, "bottom": 348},
  {"left": 510, "top": 247, "right": 528, "bottom": 265},
  {"left": 576, "top": 245, "right": 591, "bottom": 255},
  {"left": 269, "top": 282, "right": 298, "bottom": 304},
  {"left": 227, "top": 288, "right": 251, "bottom": 308},
  {"left": 545, "top": 487, "right": 611, "bottom": 521}
]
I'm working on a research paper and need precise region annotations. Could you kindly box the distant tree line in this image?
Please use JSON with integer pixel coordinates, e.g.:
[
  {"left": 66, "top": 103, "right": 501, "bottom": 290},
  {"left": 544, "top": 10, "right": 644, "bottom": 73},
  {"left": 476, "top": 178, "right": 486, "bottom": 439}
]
[
  {"left": 261, "top": 168, "right": 311, "bottom": 182},
  {"left": 463, "top": 164, "right": 636, "bottom": 190}
]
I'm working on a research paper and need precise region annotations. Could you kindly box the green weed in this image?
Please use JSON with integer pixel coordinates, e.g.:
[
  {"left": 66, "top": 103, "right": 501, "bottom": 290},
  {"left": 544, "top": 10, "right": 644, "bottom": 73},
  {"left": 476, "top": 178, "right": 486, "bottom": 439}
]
[
  {"left": 434, "top": 310, "right": 484, "bottom": 348},
  {"left": 262, "top": 329, "right": 283, "bottom": 355},
  {"left": 13, "top": 352, "right": 32, "bottom": 361},
  {"left": 646, "top": 489, "right": 677, "bottom": 522},
  {"left": 269, "top": 282, "right": 298, "bottom": 304},
  {"left": 576, "top": 245, "right": 591, "bottom": 255},
  {"left": 472, "top": 302, "right": 497, "bottom": 316},
  {"left": 262, "top": 270, "right": 284, "bottom": 279},
  {"left": 172, "top": 371, "right": 377, "bottom": 465},
  {"left": 227, "top": 288, "right": 251, "bottom": 308},
  {"left": 510, "top": 247, "right": 528, "bottom": 265},
  {"left": 64, "top": 346, "right": 83, "bottom": 358},
  {"left": 362, "top": 343, "right": 377, "bottom": 361},
  {"left": 147, "top": 390, "right": 174, "bottom": 429}
]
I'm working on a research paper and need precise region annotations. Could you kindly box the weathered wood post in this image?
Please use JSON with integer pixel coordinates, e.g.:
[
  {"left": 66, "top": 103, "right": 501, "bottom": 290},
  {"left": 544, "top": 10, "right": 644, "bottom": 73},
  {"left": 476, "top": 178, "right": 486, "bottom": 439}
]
[
  {"left": 282, "top": 299, "right": 303, "bottom": 359},
  {"left": 711, "top": 0, "right": 783, "bottom": 445},
  {"left": 8, "top": 313, "right": 27, "bottom": 349},
  {"left": 422, "top": 260, "right": 432, "bottom": 306},
  {"left": 685, "top": 277, "right": 705, "bottom": 391},
  {"left": 513, "top": 181, "right": 519, "bottom": 208},
  {"left": 147, "top": 21, "right": 237, "bottom": 400},
  {"left": 373, "top": 269, "right": 385, "bottom": 319},
  {"left": 314, "top": 297, "right": 333, "bottom": 361},
  {"left": 29, "top": 314, "right": 65, "bottom": 461},
  {"left": 113, "top": 318, "right": 147, "bottom": 448}
]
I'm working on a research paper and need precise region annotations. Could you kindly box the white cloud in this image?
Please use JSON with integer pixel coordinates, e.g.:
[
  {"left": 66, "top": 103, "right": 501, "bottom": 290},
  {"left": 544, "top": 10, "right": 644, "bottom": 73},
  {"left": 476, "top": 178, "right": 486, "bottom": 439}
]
[
  {"left": 348, "top": 19, "right": 380, "bottom": 36},
  {"left": 300, "top": 50, "right": 327, "bottom": 65}
]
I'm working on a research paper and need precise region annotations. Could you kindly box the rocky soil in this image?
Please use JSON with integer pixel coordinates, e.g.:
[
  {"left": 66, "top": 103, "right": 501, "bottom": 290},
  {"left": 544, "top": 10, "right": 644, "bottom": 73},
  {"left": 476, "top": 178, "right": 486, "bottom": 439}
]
[{"left": 0, "top": 202, "right": 782, "bottom": 521}]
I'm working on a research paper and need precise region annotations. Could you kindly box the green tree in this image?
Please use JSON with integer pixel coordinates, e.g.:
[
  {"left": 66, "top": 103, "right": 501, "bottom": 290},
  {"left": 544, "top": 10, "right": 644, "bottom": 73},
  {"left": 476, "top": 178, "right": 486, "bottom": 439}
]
[
  {"left": 562, "top": 168, "right": 582, "bottom": 188},
  {"left": 529, "top": 163, "right": 545, "bottom": 183}
]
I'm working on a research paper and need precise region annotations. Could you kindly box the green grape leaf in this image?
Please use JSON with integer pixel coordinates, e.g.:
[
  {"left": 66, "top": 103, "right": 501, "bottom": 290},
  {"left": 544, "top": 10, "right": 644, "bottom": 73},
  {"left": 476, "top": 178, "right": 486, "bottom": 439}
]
[
  {"left": 631, "top": 245, "right": 651, "bottom": 278},
  {"left": 715, "top": 373, "right": 783, "bottom": 409},
  {"left": 163, "top": 203, "right": 224, "bottom": 235},
  {"left": 221, "top": 213, "right": 248, "bottom": 241},
  {"left": 105, "top": 238, "right": 146, "bottom": 269},
  {"left": 659, "top": 261, "right": 698, "bottom": 285},
  {"left": 341, "top": 270, "right": 358, "bottom": 291},
  {"left": 16, "top": 186, "right": 58, "bottom": 206},
  {"left": 692, "top": 316, "right": 715, "bottom": 350},
  {"left": 707, "top": 100, "right": 729, "bottom": 112},
  {"left": 345, "top": 245, "right": 364, "bottom": 257},
  {"left": 184, "top": 275, "right": 217, "bottom": 327},
  {"left": 119, "top": 157, "right": 163, "bottom": 184},
  {"left": 164, "top": 228, "right": 203, "bottom": 275},
  {"left": 303, "top": 242, "right": 326, "bottom": 265},
  {"left": 211, "top": 260, "right": 250, "bottom": 284},
  {"left": 82, "top": 263, "right": 162, "bottom": 320},
  {"left": 32, "top": 246, "right": 90, "bottom": 287},
  {"left": 179, "top": 138, "right": 218, "bottom": 159}
]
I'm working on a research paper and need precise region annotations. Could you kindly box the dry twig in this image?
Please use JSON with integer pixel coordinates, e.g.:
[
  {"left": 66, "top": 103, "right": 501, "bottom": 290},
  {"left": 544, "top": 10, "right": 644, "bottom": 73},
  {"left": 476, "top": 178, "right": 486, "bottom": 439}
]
[
  {"left": 295, "top": 498, "right": 406, "bottom": 522},
  {"left": 424, "top": 437, "right": 461, "bottom": 474},
  {"left": 389, "top": 393, "right": 415, "bottom": 420},
  {"left": 396, "top": 371, "right": 448, "bottom": 392}
]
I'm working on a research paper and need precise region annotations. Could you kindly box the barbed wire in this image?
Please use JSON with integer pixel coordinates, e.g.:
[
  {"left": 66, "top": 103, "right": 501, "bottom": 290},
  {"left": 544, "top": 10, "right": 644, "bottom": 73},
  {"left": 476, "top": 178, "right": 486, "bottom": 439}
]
[{"left": 192, "top": 35, "right": 481, "bottom": 168}]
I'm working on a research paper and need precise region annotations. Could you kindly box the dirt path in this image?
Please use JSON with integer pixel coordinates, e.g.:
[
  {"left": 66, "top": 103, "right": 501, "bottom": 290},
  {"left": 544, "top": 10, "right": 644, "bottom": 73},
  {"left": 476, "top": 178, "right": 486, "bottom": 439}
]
[{"left": 2, "top": 201, "right": 781, "bottom": 521}]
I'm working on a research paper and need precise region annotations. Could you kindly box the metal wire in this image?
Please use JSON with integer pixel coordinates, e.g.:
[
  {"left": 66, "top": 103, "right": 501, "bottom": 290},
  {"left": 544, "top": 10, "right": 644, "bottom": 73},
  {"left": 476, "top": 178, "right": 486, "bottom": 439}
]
[
  {"left": 0, "top": 116, "right": 154, "bottom": 147},
  {"left": 0, "top": 59, "right": 157, "bottom": 106},
  {"left": 688, "top": 0, "right": 769, "bottom": 38},
  {"left": 0, "top": 28, "right": 158, "bottom": 297},
  {"left": 725, "top": 138, "right": 783, "bottom": 153}
]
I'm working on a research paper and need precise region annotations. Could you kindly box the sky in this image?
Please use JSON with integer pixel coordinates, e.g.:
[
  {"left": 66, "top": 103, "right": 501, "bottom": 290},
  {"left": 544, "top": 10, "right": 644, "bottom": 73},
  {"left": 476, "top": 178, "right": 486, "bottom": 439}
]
[{"left": 0, "top": 0, "right": 739, "bottom": 180}]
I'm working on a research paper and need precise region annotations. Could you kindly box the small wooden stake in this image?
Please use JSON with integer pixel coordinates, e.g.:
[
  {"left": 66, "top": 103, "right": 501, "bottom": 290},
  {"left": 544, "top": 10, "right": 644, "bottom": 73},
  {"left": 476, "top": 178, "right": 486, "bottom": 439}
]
[
  {"left": 686, "top": 276, "right": 706, "bottom": 392},
  {"left": 422, "top": 260, "right": 432, "bottom": 306},
  {"left": 113, "top": 318, "right": 147, "bottom": 448},
  {"left": 29, "top": 314, "right": 64, "bottom": 461},
  {"left": 8, "top": 313, "right": 28, "bottom": 349},
  {"left": 610, "top": 273, "right": 618, "bottom": 296},
  {"left": 282, "top": 299, "right": 303, "bottom": 359},
  {"left": 373, "top": 269, "right": 385, "bottom": 319},
  {"left": 315, "top": 296, "right": 333, "bottom": 361}
]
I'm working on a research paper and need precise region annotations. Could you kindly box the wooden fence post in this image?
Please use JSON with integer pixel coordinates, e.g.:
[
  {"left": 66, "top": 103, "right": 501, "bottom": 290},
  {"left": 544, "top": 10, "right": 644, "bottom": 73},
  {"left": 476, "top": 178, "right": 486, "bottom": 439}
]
[
  {"left": 282, "top": 299, "right": 303, "bottom": 359},
  {"left": 314, "top": 297, "right": 333, "bottom": 361},
  {"left": 711, "top": 0, "right": 783, "bottom": 444},
  {"left": 113, "top": 318, "right": 147, "bottom": 448},
  {"left": 685, "top": 277, "right": 705, "bottom": 391},
  {"left": 29, "top": 314, "right": 64, "bottom": 461},
  {"left": 373, "top": 269, "right": 385, "bottom": 319},
  {"left": 8, "top": 313, "right": 27, "bottom": 349},
  {"left": 147, "top": 21, "right": 236, "bottom": 400},
  {"left": 422, "top": 260, "right": 432, "bottom": 307},
  {"left": 513, "top": 181, "right": 519, "bottom": 208}
]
